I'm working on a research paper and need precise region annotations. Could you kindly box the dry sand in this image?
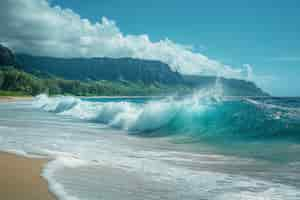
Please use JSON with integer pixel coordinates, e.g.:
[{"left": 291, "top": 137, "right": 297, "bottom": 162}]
[
  {"left": 0, "top": 96, "right": 32, "bottom": 102},
  {"left": 0, "top": 152, "right": 56, "bottom": 200}
]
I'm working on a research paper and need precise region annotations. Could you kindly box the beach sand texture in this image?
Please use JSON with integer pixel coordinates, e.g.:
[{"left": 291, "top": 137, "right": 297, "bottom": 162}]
[
  {"left": 0, "top": 96, "right": 32, "bottom": 102},
  {"left": 0, "top": 152, "right": 56, "bottom": 200}
]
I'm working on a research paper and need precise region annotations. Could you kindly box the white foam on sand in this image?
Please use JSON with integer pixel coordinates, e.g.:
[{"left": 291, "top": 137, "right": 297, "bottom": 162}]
[
  {"left": 1, "top": 149, "right": 47, "bottom": 159},
  {"left": 40, "top": 148, "right": 300, "bottom": 200},
  {"left": 42, "top": 157, "right": 90, "bottom": 200}
]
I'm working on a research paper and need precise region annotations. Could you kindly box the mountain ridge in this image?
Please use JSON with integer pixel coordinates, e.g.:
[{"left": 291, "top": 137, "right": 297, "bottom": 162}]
[
  {"left": 16, "top": 54, "right": 184, "bottom": 85},
  {"left": 0, "top": 44, "right": 268, "bottom": 96}
]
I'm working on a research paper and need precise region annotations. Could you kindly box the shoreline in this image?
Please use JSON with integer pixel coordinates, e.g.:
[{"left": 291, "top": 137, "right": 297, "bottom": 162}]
[
  {"left": 80, "top": 95, "right": 166, "bottom": 99},
  {"left": 0, "top": 94, "right": 164, "bottom": 101},
  {"left": 0, "top": 152, "right": 57, "bottom": 200},
  {"left": 0, "top": 96, "right": 33, "bottom": 102},
  {"left": 0, "top": 97, "right": 57, "bottom": 199}
]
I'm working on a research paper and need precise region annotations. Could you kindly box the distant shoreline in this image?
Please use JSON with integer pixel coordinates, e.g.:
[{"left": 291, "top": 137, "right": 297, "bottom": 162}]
[
  {"left": 2, "top": 94, "right": 299, "bottom": 103},
  {"left": 0, "top": 96, "right": 33, "bottom": 102},
  {"left": 0, "top": 95, "right": 163, "bottom": 102},
  {"left": 80, "top": 95, "right": 166, "bottom": 99},
  {"left": 0, "top": 95, "right": 166, "bottom": 101}
]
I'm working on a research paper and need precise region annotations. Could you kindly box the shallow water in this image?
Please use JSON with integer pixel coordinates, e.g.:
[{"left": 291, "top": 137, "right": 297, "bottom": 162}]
[{"left": 0, "top": 94, "right": 300, "bottom": 200}]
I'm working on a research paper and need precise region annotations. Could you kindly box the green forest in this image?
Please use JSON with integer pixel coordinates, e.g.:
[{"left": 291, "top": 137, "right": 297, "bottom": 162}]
[{"left": 0, "top": 66, "right": 191, "bottom": 96}]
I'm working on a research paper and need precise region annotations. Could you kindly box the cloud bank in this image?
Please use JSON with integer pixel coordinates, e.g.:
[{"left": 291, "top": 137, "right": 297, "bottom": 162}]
[{"left": 1, "top": 0, "right": 247, "bottom": 78}]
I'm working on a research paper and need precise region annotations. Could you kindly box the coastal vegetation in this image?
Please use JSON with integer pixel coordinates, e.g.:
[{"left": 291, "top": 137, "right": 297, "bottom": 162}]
[
  {"left": 0, "top": 44, "right": 267, "bottom": 97},
  {"left": 0, "top": 67, "right": 190, "bottom": 96}
]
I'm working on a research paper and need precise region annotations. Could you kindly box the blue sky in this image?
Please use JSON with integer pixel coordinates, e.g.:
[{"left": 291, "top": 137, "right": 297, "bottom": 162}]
[
  {"left": 1, "top": 0, "right": 299, "bottom": 96},
  {"left": 49, "top": 0, "right": 300, "bottom": 96}
]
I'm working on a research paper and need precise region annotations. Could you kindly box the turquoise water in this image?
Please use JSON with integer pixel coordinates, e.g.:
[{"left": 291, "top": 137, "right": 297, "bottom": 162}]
[
  {"left": 82, "top": 96, "right": 300, "bottom": 140},
  {"left": 87, "top": 96, "right": 300, "bottom": 165},
  {"left": 0, "top": 92, "right": 300, "bottom": 199}
]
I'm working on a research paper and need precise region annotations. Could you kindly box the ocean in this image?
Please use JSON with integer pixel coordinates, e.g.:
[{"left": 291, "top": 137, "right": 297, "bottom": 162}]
[{"left": 0, "top": 90, "right": 300, "bottom": 200}]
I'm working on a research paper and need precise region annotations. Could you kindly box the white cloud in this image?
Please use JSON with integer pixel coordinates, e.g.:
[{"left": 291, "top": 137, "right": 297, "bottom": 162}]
[
  {"left": 242, "top": 64, "right": 275, "bottom": 92},
  {"left": 1, "top": 0, "right": 245, "bottom": 78}
]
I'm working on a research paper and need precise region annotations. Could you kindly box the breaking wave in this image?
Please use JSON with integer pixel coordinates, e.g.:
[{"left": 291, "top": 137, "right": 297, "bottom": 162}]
[{"left": 34, "top": 91, "right": 300, "bottom": 141}]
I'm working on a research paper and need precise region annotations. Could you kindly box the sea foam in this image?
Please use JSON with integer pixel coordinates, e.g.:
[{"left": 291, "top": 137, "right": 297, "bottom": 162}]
[{"left": 33, "top": 91, "right": 215, "bottom": 133}]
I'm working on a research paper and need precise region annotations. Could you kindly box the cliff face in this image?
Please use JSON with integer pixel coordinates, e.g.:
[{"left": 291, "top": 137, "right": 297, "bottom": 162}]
[
  {"left": 0, "top": 44, "right": 269, "bottom": 96},
  {"left": 183, "top": 75, "right": 269, "bottom": 96},
  {"left": 0, "top": 45, "right": 16, "bottom": 67},
  {"left": 15, "top": 53, "right": 268, "bottom": 96},
  {"left": 16, "top": 54, "right": 183, "bottom": 85}
]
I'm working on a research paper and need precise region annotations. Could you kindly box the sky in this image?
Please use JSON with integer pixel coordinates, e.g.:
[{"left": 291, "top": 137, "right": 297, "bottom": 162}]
[{"left": 1, "top": 0, "right": 300, "bottom": 96}]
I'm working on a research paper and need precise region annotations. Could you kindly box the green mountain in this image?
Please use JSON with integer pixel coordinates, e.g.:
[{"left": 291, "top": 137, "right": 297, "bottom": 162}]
[
  {"left": 16, "top": 54, "right": 183, "bottom": 85},
  {"left": 0, "top": 45, "right": 16, "bottom": 66},
  {"left": 182, "top": 75, "right": 268, "bottom": 96},
  {"left": 0, "top": 44, "right": 268, "bottom": 96}
]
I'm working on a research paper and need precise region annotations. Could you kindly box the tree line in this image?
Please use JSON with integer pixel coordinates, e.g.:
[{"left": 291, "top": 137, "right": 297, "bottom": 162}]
[{"left": 0, "top": 66, "right": 190, "bottom": 96}]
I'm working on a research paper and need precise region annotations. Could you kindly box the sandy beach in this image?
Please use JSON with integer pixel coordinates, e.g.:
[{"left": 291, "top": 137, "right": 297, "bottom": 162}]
[
  {"left": 0, "top": 152, "right": 56, "bottom": 200},
  {"left": 0, "top": 96, "right": 32, "bottom": 102},
  {"left": 0, "top": 98, "right": 55, "bottom": 200}
]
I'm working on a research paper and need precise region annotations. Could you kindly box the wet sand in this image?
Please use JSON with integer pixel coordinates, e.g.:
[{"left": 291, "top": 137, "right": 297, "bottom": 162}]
[{"left": 0, "top": 152, "right": 56, "bottom": 200}]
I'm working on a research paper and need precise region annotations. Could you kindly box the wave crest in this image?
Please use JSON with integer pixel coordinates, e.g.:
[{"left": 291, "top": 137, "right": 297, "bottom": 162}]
[{"left": 33, "top": 93, "right": 300, "bottom": 140}]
